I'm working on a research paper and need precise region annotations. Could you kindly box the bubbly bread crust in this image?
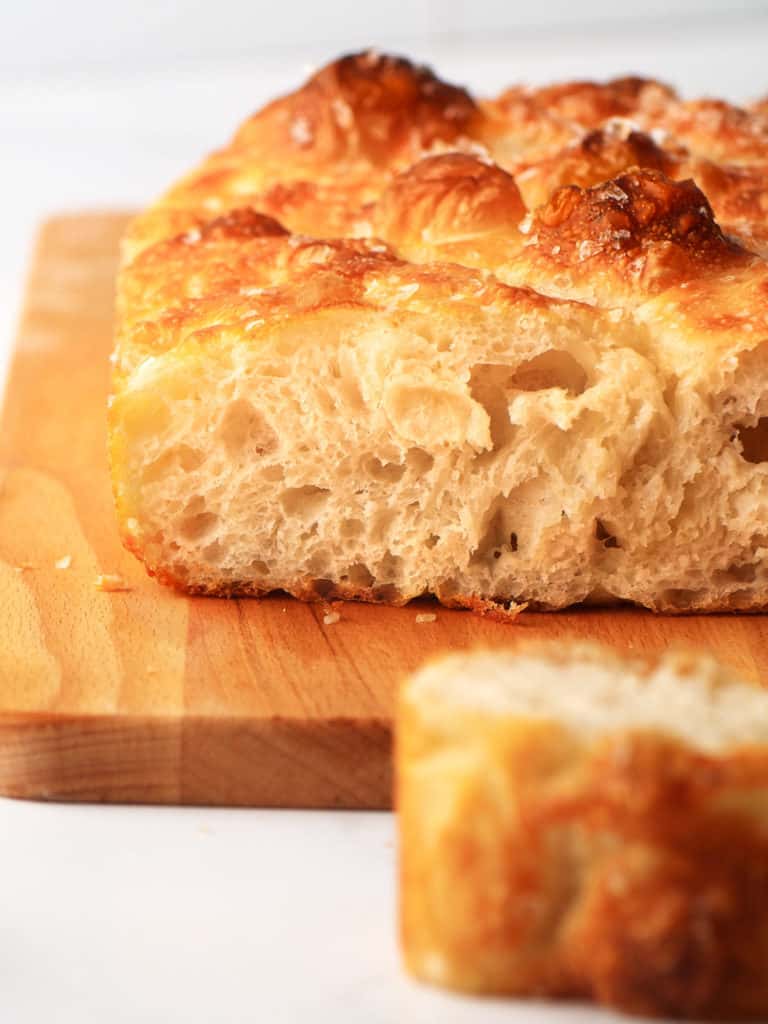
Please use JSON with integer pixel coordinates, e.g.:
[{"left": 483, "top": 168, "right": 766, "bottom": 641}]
[
  {"left": 397, "top": 643, "right": 768, "bottom": 1019},
  {"left": 112, "top": 53, "right": 768, "bottom": 610},
  {"left": 124, "top": 54, "right": 768, "bottom": 258}
]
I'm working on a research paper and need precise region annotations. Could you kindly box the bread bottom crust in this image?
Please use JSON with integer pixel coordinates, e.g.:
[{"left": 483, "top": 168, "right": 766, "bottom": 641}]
[{"left": 121, "top": 535, "right": 768, "bottom": 615}]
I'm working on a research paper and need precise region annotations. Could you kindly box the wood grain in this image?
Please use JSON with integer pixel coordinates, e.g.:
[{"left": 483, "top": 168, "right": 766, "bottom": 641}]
[{"left": 1, "top": 214, "right": 768, "bottom": 808}]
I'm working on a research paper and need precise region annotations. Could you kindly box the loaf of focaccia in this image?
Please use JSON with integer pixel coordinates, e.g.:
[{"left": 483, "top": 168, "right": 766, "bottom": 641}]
[
  {"left": 111, "top": 53, "right": 768, "bottom": 611},
  {"left": 397, "top": 642, "right": 768, "bottom": 1019}
]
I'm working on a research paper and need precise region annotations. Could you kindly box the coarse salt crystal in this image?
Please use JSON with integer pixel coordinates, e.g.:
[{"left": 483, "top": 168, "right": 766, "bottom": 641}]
[
  {"left": 518, "top": 213, "right": 533, "bottom": 235},
  {"left": 95, "top": 573, "right": 130, "bottom": 592},
  {"left": 55, "top": 555, "right": 72, "bottom": 570},
  {"left": 415, "top": 612, "right": 436, "bottom": 624},
  {"left": 290, "top": 116, "right": 314, "bottom": 147},
  {"left": 397, "top": 283, "right": 420, "bottom": 300},
  {"left": 331, "top": 98, "right": 354, "bottom": 130},
  {"left": 578, "top": 239, "right": 600, "bottom": 261}
]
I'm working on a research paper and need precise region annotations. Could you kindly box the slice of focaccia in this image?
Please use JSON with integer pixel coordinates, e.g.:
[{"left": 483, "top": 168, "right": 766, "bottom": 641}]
[{"left": 397, "top": 642, "right": 768, "bottom": 1019}]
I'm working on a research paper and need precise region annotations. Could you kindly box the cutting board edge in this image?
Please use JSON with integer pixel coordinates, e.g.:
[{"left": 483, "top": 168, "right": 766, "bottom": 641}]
[{"left": 0, "top": 709, "right": 393, "bottom": 809}]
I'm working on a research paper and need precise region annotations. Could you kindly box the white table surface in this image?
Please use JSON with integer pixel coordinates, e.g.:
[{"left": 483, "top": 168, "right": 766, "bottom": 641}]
[{"left": 2, "top": 21, "right": 766, "bottom": 1022}]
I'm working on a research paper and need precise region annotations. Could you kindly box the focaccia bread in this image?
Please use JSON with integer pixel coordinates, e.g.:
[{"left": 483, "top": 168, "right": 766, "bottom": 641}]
[
  {"left": 111, "top": 53, "right": 768, "bottom": 611},
  {"left": 397, "top": 643, "right": 768, "bottom": 1019}
]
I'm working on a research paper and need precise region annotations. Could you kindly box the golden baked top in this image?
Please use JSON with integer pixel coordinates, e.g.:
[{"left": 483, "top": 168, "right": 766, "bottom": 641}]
[
  {"left": 118, "top": 51, "right": 768, "bottom": 386},
  {"left": 123, "top": 51, "right": 768, "bottom": 262}
]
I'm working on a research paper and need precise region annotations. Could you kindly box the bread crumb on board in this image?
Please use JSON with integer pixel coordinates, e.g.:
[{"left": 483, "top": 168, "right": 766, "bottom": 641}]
[
  {"left": 54, "top": 554, "right": 72, "bottom": 570},
  {"left": 323, "top": 611, "right": 341, "bottom": 625},
  {"left": 415, "top": 612, "right": 437, "bottom": 624},
  {"left": 95, "top": 572, "right": 130, "bottom": 592}
]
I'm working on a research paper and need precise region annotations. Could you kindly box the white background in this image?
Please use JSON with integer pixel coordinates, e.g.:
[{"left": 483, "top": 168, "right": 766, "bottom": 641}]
[{"left": 2, "top": 3, "right": 767, "bottom": 1021}]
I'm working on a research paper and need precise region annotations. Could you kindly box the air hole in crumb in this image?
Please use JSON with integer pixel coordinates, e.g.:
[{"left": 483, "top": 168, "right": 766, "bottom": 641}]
[
  {"left": 377, "top": 550, "right": 403, "bottom": 581},
  {"left": 340, "top": 518, "right": 364, "bottom": 539},
  {"left": 595, "top": 519, "right": 620, "bottom": 549},
  {"left": 715, "top": 562, "right": 757, "bottom": 584},
  {"left": 347, "top": 563, "right": 375, "bottom": 588},
  {"left": 312, "top": 578, "right": 335, "bottom": 598},
  {"left": 406, "top": 448, "right": 434, "bottom": 474},
  {"left": 425, "top": 534, "right": 440, "bottom": 549},
  {"left": 469, "top": 364, "right": 516, "bottom": 449},
  {"left": 364, "top": 456, "right": 406, "bottom": 483},
  {"left": 470, "top": 502, "right": 517, "bottom": 565},
  {"left": 202, "top": 540, "right": 226, "bottom": 564},
  {"left": 180, "top": 511, "right": 219, "bottom": 541},
  {"left": 509, "top": 349, "right": 588, "bottom": 395},
  {"left": 307, "top": 551, "right": 328, "bottom": 574},
  {"left": 280, "top": 485, "right": 331, "bottom": 518},
  {"left": 661, "top": 588, "right": 701, "bottom": 607},
  {"left": 736, "top": 418, "right": 768, "bottom": 463},
  {"left": 219, "top": 399, "right": 277, "bottom": 456},
  {"left": 142, "top": 445, "right": 204, "bottom": 484}
]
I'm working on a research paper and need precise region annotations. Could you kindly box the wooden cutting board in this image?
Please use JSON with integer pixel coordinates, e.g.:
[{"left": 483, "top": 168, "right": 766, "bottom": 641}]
[{"left": 1, "top": 214, "right": 767, "bottom": 809}]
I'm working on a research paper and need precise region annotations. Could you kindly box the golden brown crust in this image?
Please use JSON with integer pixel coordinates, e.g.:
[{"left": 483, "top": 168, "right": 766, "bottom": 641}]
[
  {"left": 376, "top": 157, "right": 767, "bottom": 319},
  {"left": 374, "top": 151, "right": 528, "bottom": 256},
  {"left": 125, "top": 51, "right": 481, "bottom": 257},
  {"left": 656, "top": 98, "right": 768, "bottom": 164},
  {"left": 398, "top": 650, "right": 768, "bottom": 1017},
  {"left": 481, "top": 76, "right": 676, "bottom": 165},
  {"left": 525, "top": 169, "right": 752, "bottom": 297},
  {"left": 234, "top": 51, "right": 478, "bottom": 167},
  {"left": 521, "top": 75, "right": 677, "bottom": 127},
  {"left": 124, "top": 55, "right": 768, "bottom": 262},
  {"left": 117, "top": 518, "right": 768, "bottom": 614},
  {"left": 489, "top": 80, "right": 767, "bottom": 168},
  {"left": 514, "top": 124, "right": 682, "bottom": 210},
  {"left": 564, "top": 739, "right": 768, "bottom": 1019}
]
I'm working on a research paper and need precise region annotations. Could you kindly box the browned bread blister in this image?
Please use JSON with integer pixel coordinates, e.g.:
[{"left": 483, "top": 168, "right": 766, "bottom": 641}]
[{"left": 112, "top": 52, "right": 768, "bottom": 612}]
